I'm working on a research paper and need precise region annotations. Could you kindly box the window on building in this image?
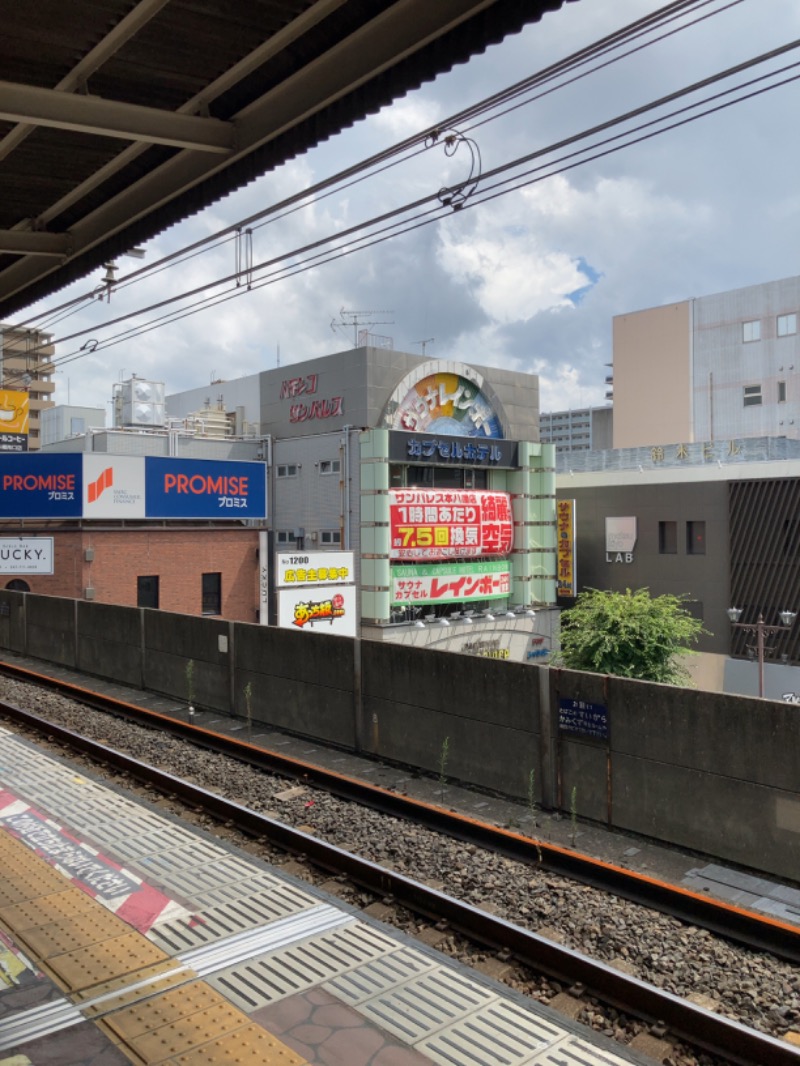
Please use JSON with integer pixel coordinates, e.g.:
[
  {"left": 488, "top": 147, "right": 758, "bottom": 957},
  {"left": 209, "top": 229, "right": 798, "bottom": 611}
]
[
  {"left": 320, "top": 530, "right": 341, "bottom": 545},
  {"left": 743, "top": 385, "right": 762, "bottom": 407},
  {"left": 5, "top": 579, "right": 29, "bottom": 592},
  {"left": 276, "top": 464, "right": 298, "bottom": 478},
  {"left": 686, "top": 521, "right": 706, "bottom": 555},
  {"left": 742, "top": 320, "right": 761, "bottom": 342},
  {"left": 319, "top": 459, "right": 341, "bottom": 475},
  {"left": 137, "top": 575, "right": 159, "bottom": 609},
  {"left": 778, "top": 380, "right": 787, "bottom": 403},
  {"left": 777, "top": 313, "right": 797, "bottom": 337},
  {"left": 202, "top": 572, "right": 222, "bottom": 615},
  {"left": 658, "top": 521, "right": 677, "bottom": 554},
  {"left": 276, "top": 530, "right": 294, "bottom": 544}
]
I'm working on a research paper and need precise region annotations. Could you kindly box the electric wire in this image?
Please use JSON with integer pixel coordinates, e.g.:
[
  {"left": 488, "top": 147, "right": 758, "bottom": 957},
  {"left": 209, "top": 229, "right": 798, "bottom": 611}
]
[
  {"left": 12, "top": 0, "right": 734, "bottom": 332},
  {"left": 3, "top": 0, "right": 792, "bottom": 387}
]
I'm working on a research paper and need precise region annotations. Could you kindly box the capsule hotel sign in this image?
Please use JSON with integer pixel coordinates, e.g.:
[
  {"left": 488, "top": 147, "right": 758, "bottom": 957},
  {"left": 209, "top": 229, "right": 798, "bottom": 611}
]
[{"left": 606, "top": 516, "right": 637, "bottom": 563}]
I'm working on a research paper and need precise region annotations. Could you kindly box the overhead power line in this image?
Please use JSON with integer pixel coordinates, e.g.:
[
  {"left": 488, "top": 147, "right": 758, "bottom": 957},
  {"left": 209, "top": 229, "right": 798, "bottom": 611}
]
[{"left": 6, "top": 0, "right": 791, "bottom": 386}]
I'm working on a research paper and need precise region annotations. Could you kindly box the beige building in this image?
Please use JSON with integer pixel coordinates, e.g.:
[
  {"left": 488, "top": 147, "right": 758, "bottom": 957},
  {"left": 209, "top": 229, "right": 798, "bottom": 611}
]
[
  {"left": 612, "top": 275, "right": 800, "bottom": 449},
  {"left": 0, "top": 326, "right": 56, "bottom": 451}
]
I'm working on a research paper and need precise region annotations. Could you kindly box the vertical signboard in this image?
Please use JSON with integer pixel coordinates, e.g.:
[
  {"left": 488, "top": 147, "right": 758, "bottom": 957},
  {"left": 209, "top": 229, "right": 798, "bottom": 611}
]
[
  {"left": 557, "top": 499, "right": 576, "bottom": 598},
  {"left": 0, "top": 390, "right": 29, "bottom": 452}
]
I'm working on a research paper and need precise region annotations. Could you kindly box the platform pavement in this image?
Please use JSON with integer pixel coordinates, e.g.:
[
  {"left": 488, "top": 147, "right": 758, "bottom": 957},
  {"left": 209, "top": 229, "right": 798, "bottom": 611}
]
[{"left": 0, "top": 650, "right": 798, "bottom": 929}]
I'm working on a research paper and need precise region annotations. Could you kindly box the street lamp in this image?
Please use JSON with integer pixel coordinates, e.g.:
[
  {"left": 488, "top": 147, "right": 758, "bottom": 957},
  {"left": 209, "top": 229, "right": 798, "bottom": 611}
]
[{"left": 727, "top": 607, "right": 797, "bottom": 697}]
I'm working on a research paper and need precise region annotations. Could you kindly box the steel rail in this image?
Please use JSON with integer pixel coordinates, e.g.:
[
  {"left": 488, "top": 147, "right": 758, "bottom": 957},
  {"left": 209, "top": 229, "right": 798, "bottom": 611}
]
[
  {"left": 1, "top": 657, "right": 799, "bottom": 969},
  {"left": 1, "top": 698, "right": 797, "bottom": 1066}
]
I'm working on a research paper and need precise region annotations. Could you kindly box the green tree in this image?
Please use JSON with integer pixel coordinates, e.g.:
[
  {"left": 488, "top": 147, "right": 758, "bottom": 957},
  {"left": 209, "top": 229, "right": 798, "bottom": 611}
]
[{"left": 558, "top": 587, "right": 708, "bottom": 684}]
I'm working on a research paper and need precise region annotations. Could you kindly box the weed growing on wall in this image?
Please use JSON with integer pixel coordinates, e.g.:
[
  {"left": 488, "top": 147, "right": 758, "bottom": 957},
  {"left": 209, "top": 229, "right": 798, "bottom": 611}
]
[
  {"left": 570, "top": 785, "right": 578, "bottom": 846},
  {"left": 438, "top": 736, "right": 450, "bottom": 805},
  {"left": 185, "top": 659, "right": 195, "bottom": 716},
  {"left": 244, "top": 681, "right": 253, "bottom": 740},
  {"left": 528, "top": 769, "right": 542, "bottom": 863}
]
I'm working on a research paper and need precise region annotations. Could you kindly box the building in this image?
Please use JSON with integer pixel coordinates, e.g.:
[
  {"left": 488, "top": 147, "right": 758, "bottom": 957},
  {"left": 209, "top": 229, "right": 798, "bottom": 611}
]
[
  {"left": 41, "top": 405, "right": 106, "bottom": 447},
  {"left": 556, "top": 437, "right": 800, "bottom": 697},
  {"left": 171, "top": 346, "right": 559, "bottom": 655},
  {"left": 0, "top": 326, "right": 56, "bottom": 450},
  {"left": 0, "top": 347, "right": 558, "bottom": 658},
  {"left": 540, "top": 406, "right": 612, "bottom": 454},
  {"left": 612, "top": 275, "right": 800, "bottom": 449}
]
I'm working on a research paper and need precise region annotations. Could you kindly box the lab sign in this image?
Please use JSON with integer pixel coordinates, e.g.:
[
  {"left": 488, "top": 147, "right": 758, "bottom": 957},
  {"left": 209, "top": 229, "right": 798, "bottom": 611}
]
[
  {"left": 606, "top": 516, "right": 636, "bottom": 563},
  {"left": 0, "top": 537, "right": 53, "bottom": 574}
]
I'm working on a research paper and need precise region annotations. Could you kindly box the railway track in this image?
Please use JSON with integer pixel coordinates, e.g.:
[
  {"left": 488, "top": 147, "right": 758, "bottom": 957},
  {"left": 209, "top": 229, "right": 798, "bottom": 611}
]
[{"left": 0, "top": 661, "right": 798, "bottom": 1065}]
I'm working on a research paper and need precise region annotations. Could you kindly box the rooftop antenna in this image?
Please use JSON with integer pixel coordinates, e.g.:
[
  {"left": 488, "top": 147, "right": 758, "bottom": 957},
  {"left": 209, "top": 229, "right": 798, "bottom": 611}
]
[
  {"left": 413, "top": 338, "right": 434, "bottom": 355},
  {"left": 331, "top": 308, "right": 394, "bottom": 347}
]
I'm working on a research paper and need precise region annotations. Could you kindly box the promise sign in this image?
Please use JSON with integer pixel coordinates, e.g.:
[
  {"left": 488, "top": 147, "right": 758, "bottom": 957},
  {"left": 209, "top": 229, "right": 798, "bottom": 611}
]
[{"left": 389, "top": 489, "right": 512, "bottom": 561}]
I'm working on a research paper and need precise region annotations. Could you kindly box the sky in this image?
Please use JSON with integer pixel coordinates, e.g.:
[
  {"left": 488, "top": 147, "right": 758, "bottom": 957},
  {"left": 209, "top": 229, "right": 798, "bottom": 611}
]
[{"left": 15, "top": 0, "right": 800, "bottom": 420}]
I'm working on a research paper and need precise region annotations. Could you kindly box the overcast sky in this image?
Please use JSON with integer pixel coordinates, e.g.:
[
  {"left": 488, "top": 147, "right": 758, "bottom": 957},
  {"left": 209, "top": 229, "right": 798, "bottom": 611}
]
[{"left": 18, "top": 0, "right": 800, "bottom": 420}]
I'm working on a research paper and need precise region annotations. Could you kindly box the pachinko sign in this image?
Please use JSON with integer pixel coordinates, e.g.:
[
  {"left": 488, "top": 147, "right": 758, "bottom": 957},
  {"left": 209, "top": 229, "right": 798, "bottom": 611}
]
[
  {"left": 389, "top": 488, "right": 513, "bottom": 560},
  {"left": 391, "top": 371, "right": 503, "bottom": 438},
  {"left": 277, "top": 583, "right": 357, "bottom": 637},
  {"left": 392, "top": 560, "right": 511, "bottom": 605}
]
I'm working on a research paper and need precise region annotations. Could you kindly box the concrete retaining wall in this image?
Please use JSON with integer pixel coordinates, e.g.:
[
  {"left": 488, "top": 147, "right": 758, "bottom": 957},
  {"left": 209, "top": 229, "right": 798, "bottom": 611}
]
[{"left": 0, "top": 592, "right": 797, "bottom": 880}]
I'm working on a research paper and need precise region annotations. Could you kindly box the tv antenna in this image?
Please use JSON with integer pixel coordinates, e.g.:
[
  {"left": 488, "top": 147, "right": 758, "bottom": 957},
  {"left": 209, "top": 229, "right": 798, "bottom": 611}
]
[
  {"left": 413, "top": 338, "right": 434, "bottom": 355},
  {"left": 331, "top": 308, "right": 394, "bottom": 347}
]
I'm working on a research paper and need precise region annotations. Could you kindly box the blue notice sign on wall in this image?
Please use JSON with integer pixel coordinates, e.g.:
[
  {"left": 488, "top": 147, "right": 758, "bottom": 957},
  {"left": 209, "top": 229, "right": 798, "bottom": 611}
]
[
  {"left": 558, "top": 698, "right": 609, "bottom": 740},
  {"left": 145, "top": 457, "right": 267, "bottom": 519},
  {"left": 0, "top": 454, "right": 82, "bottom": 518}
]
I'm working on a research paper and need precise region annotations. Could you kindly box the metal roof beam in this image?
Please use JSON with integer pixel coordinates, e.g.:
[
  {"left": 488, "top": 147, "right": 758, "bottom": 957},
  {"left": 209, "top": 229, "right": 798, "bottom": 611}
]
[
  {"left": 0, "top": 81, "right": 235, "bottom": 153},
  {"left": 0, "top": 231, "right": 70, "bottom": 257}
]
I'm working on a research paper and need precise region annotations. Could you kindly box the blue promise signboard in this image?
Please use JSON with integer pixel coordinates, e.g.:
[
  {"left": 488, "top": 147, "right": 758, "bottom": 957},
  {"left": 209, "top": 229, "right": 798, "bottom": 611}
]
[
  {"left": 0, "top": 454, "right": 82, "bottom": 518},
  {"left": 145, "top": 457, "right": 267, "bottom": 519},
  {"left": 558, "top": 698, "right": 609, "bottom": 740}
]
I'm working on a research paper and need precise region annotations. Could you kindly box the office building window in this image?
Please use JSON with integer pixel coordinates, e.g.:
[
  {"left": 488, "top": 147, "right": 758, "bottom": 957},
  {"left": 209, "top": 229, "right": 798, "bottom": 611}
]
[
  {"left": 779, "top": 380, "right": 787, "bottom": 403},
  {"left": 137, "top": 575, "right": 159, "bottom": 609},
  {"left": 743, "top": 384, "right": 762, "bottom": 407},
  {"left": 777, "top": 313, "right": 797, "bottom": 337},
  {"left": 276, "top": 530, "right": 294, "bottom": 544},
  {"left": 319, "top": 459, "right": 340, "bottom": 475},
  {"left": 686, "top": 521, "right": 706, "bottom": 555},
  {"left": 742, "top": 320, "right": 761, "bottom": 342},
  {"left": 658, "top": 521, "right": 677, "bottom": 554},
  {"left": 202, "top": 572, "right": 221, "bottom": 615},
  {"left": 320, "top": 530, "right": 341, "bottom": 545},
  {"left": 276, "top": 464, "right": 298, "bottom": 478}
]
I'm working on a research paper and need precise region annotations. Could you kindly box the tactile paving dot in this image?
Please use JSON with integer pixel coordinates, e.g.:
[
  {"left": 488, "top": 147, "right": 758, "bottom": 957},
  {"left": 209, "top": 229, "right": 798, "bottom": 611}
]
[
  {"left": 19, "top": 909, "right": 133, "bottom": 958},
  {"left": 162, "top": 1025, "right": 308, "bottom": 1065},
  {"left": 0, "top": 887, "right": 98, "bottom": 930},
  {"left": 104, "top": 981, "right": 226, "bottom": 1040},
  {"left": 47, "top": 932, "right": 170, "bottom": 991}
]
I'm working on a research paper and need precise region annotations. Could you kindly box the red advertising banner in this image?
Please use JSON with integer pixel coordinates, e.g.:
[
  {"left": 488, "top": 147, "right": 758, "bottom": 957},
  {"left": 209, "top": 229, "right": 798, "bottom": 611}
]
[{"left": 389, "top": 489, "right": 513, "bottom": 560}]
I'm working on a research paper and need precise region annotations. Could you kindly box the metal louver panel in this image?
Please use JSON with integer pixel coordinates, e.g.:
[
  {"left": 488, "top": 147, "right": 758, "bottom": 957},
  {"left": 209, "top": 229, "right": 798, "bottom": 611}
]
[{"left": 729, "top": 477, "right": 800, "bottom": 662}]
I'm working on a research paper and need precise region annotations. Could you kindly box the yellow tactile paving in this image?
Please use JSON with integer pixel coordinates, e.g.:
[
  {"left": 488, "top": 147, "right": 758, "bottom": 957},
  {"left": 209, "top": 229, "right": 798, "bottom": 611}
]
[
  {"left": 0, "top": 824, "right": 309, "bottom": 1065},
  {"left": 18, "top": 908, "right": 136, "bottom": 959},
  {"left": 78, "top": 961, "right": 192, "bottom": 1012},
  {"left": 46, "top": 931, "right": 172, "bottom": 992},
  {"left": 0, "top": 886, "right": 99, "bottom": 929},
  {"left": 163, "top": 1026, "right": 308, "bottom": 1065},
  {"left": 102, "top": 983, "right": 309, "bottom": 1065},
  {"left": 102, "top": 982, "right": 229, "bottom": 1040}
]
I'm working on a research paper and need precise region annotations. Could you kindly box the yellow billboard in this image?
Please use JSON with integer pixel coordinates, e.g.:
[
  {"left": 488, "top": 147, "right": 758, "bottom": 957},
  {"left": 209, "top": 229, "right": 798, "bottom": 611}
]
[
  {"left": 557, "top": 498, "right": 576, "bottom": 598},
  {"left": 0, "top": 389, "right": 29, "bottom": 435}
]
